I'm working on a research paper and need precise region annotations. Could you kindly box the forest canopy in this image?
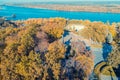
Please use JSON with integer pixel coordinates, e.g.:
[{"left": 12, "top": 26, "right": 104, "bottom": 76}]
[{"left": 0, "top": 18, "right": 119, "bottom": 80}]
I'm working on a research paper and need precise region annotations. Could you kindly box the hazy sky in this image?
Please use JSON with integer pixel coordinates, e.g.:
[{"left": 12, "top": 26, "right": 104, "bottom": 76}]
[
  {"left": 1, "top": 0, "right": 120, "bottom": 3},
  {"left": 0, "top": 0, "right": 119, "bottom": 4}
]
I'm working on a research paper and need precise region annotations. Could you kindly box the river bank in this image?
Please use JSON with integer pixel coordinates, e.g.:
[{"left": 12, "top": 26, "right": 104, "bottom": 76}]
[{"left": 5, "top": 3, "right": 120, "bottom": 13}]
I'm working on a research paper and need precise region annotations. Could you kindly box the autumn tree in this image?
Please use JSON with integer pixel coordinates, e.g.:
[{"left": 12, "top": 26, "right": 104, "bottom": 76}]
[
  {"left": 79, "top": 21, "right": 117, "bottom": 44},
  {"left": 45, "top": 41, "right": 66, "bottom": 79},
  {"left": 114, "top": 23, "right": 120, "bottom": 43},
  {"left": 107, "top": 45, "right": 120, "bottom": 68},
  {"left": 107, "top": 29, "right": 120, "bottom": 68},
  {"left": 0, "top": 20, "right": 43, "bottom": 80},
  {"left": 1, "top": 39, "right": 20, "bottom": 80},
  {"left": 75, "top": 54, "right": 94, "bottom": 80},
  {"left": 42, "top": 18, "right": 66, "bottom": 39},
  {"left": 63, "top": 41, "right": 94, "bottom": 80},
  {"left": 15, "top": 50, "right": 43, "bottom": 80}
]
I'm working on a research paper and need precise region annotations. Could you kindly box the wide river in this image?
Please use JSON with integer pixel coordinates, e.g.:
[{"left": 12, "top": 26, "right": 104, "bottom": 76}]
[{"left": 0, "top": 5, "right": 120, "bottom": 23}]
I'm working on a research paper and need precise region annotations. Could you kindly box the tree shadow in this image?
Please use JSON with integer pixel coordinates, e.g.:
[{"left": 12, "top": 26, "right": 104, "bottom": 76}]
[
  {"left": 8, "top": 21, "right": 17, "bottom": 27},
  {"left": 65, "top": 45, "right": 71, "bottom": 59},
  {"left": 47, "top": 68, "right": 54, "bottom": 80},
  {"left": 114, "top": 65, "right": 120, "bottom": 78},
  {"left": 109, "top": 69, "right": 114, "bottom": 80},
  {"left": 102, "top": 43, "right": 112, "bottom": 61},
  {"left": 48, "top": 34, "right": 57, "bottom": 43},
  {"left": 78, "top": 68, "right": 85, "bottom": 80},
  {"left": 64, "top": 38, "right": 71, "bottom": 45},
  {"left": 63, "top": 30, "right": 70, "bottom": 37}
]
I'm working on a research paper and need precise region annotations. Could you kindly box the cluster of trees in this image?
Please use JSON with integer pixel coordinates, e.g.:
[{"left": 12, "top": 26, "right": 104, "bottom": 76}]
[
  {"left": 0, "top": 18, "right": 95, "bottom": 80},
  {"left": 41, "top": 18, "right": 66, "bottom": 39},
  {"left": 0, "top": 24, "right": 41, "bottom": 79},
  {"left": 93, "top": 23, "right": 120, "bottom": 78},
  {"left": 107, "top": 45, "right": 120, "bottom": 68},
  {"left": 107, "top": 26, "right": 120, "bottom": 69},
  {"left": 68, "top": 20, "right": 116, "bottom": 43},
  {"left": 60, "top": 41, "right": 94, "bottom": 80},
  {"left": 45, "top": 41, "right": 66, "bottom": 79},
  {"left": 0, "top": 18, "right": 67, "bottom": 80},
  {"left": 80, "top": 22, "right": 116, "bottom": 43},
  {"left": 114, "top": 23, "right": 120, "bottom": 43},
  {"left": 1, "top": 17, "right": 118, "bottom": 80}
]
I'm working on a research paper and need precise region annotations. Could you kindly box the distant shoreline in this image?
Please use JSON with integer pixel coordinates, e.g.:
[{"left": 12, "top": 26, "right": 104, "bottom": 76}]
[
  {"left": 0, "top": 7, "right": 1, "bottom": 9},
  {"left": 5, "top": 3, "right": 120, "bottom": 13}
]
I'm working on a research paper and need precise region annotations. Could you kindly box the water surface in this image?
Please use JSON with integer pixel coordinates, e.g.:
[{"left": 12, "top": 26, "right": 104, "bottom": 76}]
[{"left": 0, "top": 5, "right": 120, "bottom": 23}]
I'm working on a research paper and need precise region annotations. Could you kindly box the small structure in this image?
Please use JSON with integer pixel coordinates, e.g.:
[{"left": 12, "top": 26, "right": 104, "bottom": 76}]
[
  {"left": 0, "top": 18, "right": 4, "bottom": 25},
  {"left": 106, "top": 32, "right": 113, "bottom": 43},
  {"left": 65, "top": 24, "right": 85, "bottom": 32}
]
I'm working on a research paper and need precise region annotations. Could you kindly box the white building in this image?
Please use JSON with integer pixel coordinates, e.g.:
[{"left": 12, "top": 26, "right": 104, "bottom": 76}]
[{"left": 65, "top": 24, "right": 85, "bottom": 32}]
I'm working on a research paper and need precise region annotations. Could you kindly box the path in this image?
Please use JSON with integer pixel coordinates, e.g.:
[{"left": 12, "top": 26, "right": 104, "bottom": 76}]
[{"left": 60, "top": 30, "right": 119, "bottom": 80}]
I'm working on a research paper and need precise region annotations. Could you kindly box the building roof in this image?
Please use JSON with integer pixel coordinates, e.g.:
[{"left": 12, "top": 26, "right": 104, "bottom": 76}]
[{"left": 65, "top": 24, "right": 85, "bottom": 31}]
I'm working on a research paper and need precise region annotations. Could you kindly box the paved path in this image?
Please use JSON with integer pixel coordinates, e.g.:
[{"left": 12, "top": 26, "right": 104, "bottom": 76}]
[
  {"left": 60, "top": 31, "right": 103, "bottom": 65},
  {"left": 60, "top": 31, "right": 119, "bottom": 80},
  {"left": 91, "top": 48, "right": 104, "bottom": 66},
  {"left": 60, "top": 31, "right": 91, "bottom": 46}
]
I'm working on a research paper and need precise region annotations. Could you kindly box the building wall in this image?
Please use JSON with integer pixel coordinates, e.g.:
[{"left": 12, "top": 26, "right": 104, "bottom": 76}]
[{"left": 65, "top": 24, "right": 85, "bottom": 31}]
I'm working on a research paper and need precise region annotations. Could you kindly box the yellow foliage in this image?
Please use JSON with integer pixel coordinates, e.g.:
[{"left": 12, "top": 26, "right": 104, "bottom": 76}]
[
  {"left": 108, "top": 24, "right": 116, "bottom": 37},
  {"left": 42, "top": 18, "right": 66, "bottom": 38},
  {"left": 75, "top": 55, "right": 94, "bottom": 76},
  {"left": 79, "top": 21, "right": 116, "bottom": 43},
  {"left": 45, "top": 41, "right": 66, "bottom": 79},
  {"left": 18, "top": 44, "right": 26, "bottom": 54}
]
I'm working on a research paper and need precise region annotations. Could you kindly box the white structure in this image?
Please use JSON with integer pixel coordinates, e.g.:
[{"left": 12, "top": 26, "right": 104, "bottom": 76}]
[{"left": 65, "top": 24, "right": 85, "bottom": 31}]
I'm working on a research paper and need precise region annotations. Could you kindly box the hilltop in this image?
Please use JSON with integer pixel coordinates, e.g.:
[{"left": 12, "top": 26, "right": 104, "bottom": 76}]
[{"left": 0, "top": 18, "right": 120, "bottom": 80}]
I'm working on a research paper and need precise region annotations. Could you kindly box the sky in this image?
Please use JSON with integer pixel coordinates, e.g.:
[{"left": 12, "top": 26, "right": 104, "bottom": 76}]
[
  {"left": 0, "top": 0, "right": 120, "bottom": 4},
  {"left": 1, "top": 0, "right": 120, "bottom": 3}
]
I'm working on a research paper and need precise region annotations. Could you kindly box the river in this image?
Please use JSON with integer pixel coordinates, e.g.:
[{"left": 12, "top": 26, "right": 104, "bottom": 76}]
[{"left": 0, "top": 5, "right": 120, "bottom": 23}]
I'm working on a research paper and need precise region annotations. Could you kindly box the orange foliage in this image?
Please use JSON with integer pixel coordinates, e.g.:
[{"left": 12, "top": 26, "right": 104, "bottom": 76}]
[
  {"left": 75, "top": 54, "right": 94, "bottom": 77},
  {"left": 42, "top": 18, "right": 66, "bottom": 38}
]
